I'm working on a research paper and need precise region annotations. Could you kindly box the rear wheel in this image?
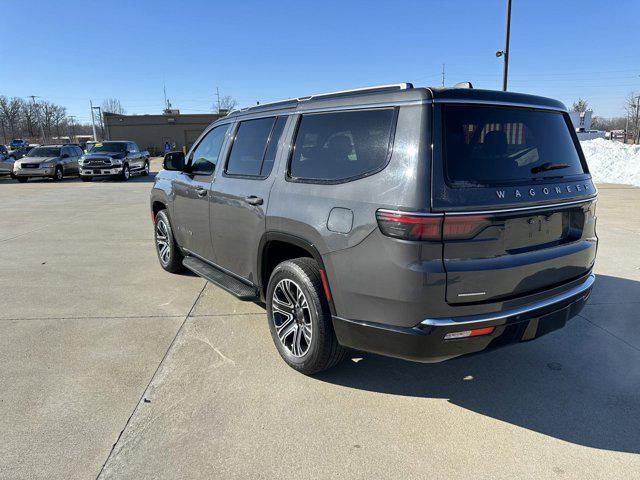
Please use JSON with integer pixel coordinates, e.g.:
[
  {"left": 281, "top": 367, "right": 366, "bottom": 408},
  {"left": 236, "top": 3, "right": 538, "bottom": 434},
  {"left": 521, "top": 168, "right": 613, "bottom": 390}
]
[
  {"left": 154, "top": 209, "right": 184, "bottom": 273},
  {"left": 266, "top": 258, "right": 346, "bottom": 375},
  {"left": 141, "top": 161, "right": 150, "bottom": 176},
  {"left": 120, "top": 164, "right": 130, "bottom": 181}
]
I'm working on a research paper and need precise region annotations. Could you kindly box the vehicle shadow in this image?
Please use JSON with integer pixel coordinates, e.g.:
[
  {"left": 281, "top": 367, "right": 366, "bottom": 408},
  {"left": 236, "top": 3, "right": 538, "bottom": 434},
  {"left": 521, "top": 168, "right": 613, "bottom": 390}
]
[
  {"left": 316, "top": 274, "right": 640, "bottom": 454},
  {"left": 90, "top": 172, "right": 158, "bottom": 183}
]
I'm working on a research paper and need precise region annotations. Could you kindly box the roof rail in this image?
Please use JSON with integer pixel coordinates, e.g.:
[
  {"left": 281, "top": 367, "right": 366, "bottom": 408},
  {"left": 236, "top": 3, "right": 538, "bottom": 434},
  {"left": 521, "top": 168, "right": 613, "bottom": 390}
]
[
  {"left": 298, "top": 83, "right": 413, "bottom": 101},
  {"left": 226, "top": 83, "right": 414, "bottom": 116}
]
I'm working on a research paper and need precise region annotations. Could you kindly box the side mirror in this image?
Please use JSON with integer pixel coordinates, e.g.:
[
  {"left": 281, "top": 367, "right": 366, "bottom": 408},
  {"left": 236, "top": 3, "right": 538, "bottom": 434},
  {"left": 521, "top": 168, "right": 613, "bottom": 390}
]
[{"left": 163, "top": 151, "right": 185, "bottom": 171}]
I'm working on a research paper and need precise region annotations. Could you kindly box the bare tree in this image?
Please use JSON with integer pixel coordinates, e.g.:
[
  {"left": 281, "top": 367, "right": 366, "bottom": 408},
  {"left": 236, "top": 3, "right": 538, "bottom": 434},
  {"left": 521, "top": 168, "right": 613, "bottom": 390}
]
[
  {"left": 0, "top": 96, "right": 24, "bottom": 138},
  {"left": 624, "top": 92, "right": 640, "bottom": 143},
  {"left": 101, "top": 98, "right": 125, "bottom": 115},
  {"left": 214, "top": 95, "right": 238, "bottom": 113},
  {"left": 571, "top": 98, "right": 589, "bottom": 113}
]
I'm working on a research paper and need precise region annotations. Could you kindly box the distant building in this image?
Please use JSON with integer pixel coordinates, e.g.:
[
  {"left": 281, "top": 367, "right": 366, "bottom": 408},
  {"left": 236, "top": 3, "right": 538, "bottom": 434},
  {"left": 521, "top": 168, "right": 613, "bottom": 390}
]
[{"left": 103, "top": 112, "right": 223, "bottom": 155}]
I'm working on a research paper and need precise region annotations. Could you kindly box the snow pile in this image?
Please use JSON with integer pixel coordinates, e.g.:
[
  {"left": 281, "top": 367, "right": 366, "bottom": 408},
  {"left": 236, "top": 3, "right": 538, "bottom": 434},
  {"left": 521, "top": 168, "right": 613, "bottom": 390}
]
[{"left": 580, "top": 138, "right": 640, "bottom": 187}]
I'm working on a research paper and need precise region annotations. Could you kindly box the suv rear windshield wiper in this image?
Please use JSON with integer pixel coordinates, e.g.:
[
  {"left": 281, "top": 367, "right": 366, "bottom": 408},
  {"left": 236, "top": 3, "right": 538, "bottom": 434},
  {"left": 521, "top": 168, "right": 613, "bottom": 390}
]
[{"left": 531, "top": 162, "right": 570, "bottom": 174}]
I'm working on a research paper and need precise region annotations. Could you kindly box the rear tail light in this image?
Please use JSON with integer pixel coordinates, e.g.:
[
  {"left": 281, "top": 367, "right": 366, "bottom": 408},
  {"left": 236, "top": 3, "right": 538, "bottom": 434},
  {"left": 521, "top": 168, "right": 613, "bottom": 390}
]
[
  {"left": 376, "top": 210, "right": 492, "bottom": 241},
  {"left": 442, "top": 215, "right": 491, "bottom": 239},
  {"left": 444, "top": 326, "right": 495, "bottom": 340},
  {"left": 376, "top": 211, "right": 442, "bottom": 241}
]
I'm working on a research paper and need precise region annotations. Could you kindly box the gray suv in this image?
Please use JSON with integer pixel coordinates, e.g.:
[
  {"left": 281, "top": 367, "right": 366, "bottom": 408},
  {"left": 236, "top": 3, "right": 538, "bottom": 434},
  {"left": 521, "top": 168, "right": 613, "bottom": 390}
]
[
  {"left": 150, "top": 83, "right": 597, "bottom": 374},
  {"left": 13, "top": 145, "right": 82, "bottom": 182}
]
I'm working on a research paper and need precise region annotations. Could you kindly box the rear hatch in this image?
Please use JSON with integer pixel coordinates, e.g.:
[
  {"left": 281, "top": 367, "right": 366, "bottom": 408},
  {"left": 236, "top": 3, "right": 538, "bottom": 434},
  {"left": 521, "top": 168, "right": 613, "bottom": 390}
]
[{"left": 432, "top": 103, "right": 597, "bottom": 304}]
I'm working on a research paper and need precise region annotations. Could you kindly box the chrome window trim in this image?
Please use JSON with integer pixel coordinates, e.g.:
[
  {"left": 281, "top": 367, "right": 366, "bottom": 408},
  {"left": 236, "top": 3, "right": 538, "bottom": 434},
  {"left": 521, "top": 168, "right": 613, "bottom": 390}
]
[
  {"left": 377, "top": 196, "right": 597, "bottom": 218},
  {"left": 421, "top": 273, "right": 595, "bottom": 327},
  {"left": 441, "top": 196, "right": 597, "bottom": 216}
]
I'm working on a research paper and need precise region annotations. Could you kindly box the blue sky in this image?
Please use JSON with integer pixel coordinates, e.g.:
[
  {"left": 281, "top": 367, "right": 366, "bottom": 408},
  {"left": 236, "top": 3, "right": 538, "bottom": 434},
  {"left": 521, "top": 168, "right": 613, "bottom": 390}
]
[{"left": 2, "top": 0, "right": 638, "bottom": 122}]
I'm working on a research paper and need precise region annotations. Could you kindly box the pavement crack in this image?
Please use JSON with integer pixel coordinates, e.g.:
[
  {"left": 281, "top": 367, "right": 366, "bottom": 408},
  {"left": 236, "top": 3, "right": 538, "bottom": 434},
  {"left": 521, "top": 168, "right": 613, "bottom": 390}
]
[
  {"left": 578, "top": 314, "right": 640, "bottom": 353},
  {"left": 191, "top": 323, "right": 236, "bottom": 367},
  {"left": 95, "top": 281, "right": 207, "bottom": 479}
]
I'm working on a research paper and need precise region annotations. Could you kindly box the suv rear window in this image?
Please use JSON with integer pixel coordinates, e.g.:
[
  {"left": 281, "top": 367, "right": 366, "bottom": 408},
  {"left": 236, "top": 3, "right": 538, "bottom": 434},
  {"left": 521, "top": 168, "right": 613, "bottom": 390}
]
[
  {"left": 289, "top": 108, "right": 395, "bottom": 182},
  {"left": 443, "top": 105, "right": 587, "bottom": 186}
]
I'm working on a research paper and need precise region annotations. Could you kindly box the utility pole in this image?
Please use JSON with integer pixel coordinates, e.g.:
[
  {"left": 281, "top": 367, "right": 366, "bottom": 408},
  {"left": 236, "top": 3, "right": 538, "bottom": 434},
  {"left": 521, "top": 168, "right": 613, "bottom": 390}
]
[
  {"left": 216, "top": 87, "right": 221, "bottom": 114},
  {"left": 164, "top": 84, "right": 168, "bottom": 111},
  {"left": 28, "top": 95, "right": 46, "bottom": 143},
  {"left": 90, "top": 100, "right": 97, "bottom": 141},
  {"left": 68, "top": 115, "right": 77, "bottom": 141},
  {"left": 635, "top": 96, "right": 640, "bottom": 144},
  {"left": 496, "top": 0, "right": 512, "bottom": 91},
  {"left": 441, "top": 64, "right": 445, "bottom": 87}
]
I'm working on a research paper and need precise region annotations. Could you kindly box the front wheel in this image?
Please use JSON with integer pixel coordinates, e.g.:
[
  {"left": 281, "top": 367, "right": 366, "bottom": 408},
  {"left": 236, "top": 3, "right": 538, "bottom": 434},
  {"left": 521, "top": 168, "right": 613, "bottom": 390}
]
[
  {"left": 16, "top": 177, "right": 28, "bottom": 183},
  {"left": 154, "top": 209, "right": 184, "bottom": 273},
  {"left": 53, "top": 166, "right": 63, "bottom": 181},
  {"left": 81, "top": 176, "right": 92, "bottom": 182},
  {"left": 266, "top": 258, "right": 346, "bottom": 375},
  {"left": 120, "top": 164, "right": 130, "bottom": 181}
]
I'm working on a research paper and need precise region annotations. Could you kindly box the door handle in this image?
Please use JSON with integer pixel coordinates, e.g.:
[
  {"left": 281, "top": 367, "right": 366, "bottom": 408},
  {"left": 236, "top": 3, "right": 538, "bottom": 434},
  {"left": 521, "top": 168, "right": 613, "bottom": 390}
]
[
  {"left": 195, "top": 186, "right": 208, "bottom": 197},
  {"left": 244, "top": 195, "right": 263, "bottom": 206}
]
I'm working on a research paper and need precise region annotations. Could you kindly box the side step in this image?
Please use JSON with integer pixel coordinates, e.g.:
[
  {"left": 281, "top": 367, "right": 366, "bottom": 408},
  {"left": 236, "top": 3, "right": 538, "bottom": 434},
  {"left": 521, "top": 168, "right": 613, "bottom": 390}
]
[{"left": 183, "top": 256, "right": 259, "bottom": 301}]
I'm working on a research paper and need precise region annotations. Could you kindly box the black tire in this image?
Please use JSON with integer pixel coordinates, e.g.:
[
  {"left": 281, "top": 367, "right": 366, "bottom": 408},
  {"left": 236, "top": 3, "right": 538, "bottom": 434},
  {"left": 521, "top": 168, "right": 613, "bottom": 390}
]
[
  {"left": 120, "top": 164, "right": 130, "bottom": 181},
  {"left": 266, "top": 257, "right": 346, "bottom": 375},
  {"left": 141, "top": 160, "right": 150, "bottom": 176},
  {"left": 81, "top": 176, "right": 92, "bottom": 182},
  {"left": 53, "top": 166, "right": 63, "bottom": 182},
  {"left": 16, "top": 177, "right": 28, "bottom": 183},
  {"left": 154, "top": 209, "right": 184, "bottom": 273}
]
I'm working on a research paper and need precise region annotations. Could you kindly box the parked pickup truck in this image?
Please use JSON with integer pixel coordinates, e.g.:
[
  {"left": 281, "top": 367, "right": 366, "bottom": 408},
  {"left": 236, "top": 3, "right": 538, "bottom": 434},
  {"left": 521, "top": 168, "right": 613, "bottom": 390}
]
[{"left": 79, "top": 140, "right": 150, "bottom": 181}]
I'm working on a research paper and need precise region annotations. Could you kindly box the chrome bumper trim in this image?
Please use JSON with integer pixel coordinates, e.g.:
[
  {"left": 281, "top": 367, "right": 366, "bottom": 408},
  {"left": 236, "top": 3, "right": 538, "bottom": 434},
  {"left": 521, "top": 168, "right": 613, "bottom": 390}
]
[{"left": 420, "top": 273, "right": 595, "bottom": 327}]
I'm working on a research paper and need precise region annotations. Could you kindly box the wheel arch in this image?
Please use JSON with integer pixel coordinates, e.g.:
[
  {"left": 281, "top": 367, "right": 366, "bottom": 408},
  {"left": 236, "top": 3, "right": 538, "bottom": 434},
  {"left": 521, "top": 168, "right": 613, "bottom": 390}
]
[{"left": 257, "top": 232, "right": 335, "bottom": 314}]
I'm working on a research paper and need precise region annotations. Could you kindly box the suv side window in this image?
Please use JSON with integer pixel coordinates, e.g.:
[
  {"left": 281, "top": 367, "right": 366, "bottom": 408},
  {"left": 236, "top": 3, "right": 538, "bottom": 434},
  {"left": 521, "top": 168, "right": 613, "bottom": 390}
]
[
  {"left": 225, "top": 117, "right": 276, "bottom": 177},
  {"left": 128, "top": 142, "right": 138, "bottom": 152},
  {"left": 289, "top": 108, "right": 396, "bottom": 182},
  {"left": 190, "top": 124, "right": 230, "bottom": 175}
]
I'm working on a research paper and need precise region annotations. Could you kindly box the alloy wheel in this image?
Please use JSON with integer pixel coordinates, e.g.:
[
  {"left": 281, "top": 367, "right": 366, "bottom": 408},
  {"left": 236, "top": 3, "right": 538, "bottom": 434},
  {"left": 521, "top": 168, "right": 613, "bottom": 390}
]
[
  {"left": 272, "top": 279, "right": 312, "bottom": 357},
  {"left": 155, "top": 218, "right": 171, "bottom": 265}
]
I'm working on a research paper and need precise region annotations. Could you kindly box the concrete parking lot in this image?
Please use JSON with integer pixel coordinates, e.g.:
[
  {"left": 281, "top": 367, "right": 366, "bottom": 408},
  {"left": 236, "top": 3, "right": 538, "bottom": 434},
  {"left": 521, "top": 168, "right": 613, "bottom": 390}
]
[{"left": 0, "top": 164, "right": 639, "bottom": 479}]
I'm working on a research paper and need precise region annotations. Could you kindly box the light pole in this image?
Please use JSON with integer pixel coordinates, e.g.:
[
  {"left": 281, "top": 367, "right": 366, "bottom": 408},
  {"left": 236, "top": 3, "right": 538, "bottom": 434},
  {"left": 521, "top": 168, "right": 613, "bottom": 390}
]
[
  {"left": 496, "top": 0, "right": 512, "bottom": 91},
  {"left": 92, "top": 105, "right": 103, "bottom": 140},
  {"left": 89, "top": 100, "right": 98, "bottom": 141}
]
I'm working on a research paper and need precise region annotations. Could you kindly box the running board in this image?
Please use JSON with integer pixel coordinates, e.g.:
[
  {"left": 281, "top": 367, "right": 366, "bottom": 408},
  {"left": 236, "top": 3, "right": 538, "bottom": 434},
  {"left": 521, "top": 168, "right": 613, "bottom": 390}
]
[{"left": 182, "top": 256, "right": 259, "bottom": 301}]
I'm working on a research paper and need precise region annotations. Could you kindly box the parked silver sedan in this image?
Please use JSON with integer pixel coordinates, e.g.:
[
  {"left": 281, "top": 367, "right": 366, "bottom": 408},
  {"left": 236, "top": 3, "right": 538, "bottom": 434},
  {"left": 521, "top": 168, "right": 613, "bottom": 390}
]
[{"left": 13, "top": 145, "right": 82, "bottom": 182}]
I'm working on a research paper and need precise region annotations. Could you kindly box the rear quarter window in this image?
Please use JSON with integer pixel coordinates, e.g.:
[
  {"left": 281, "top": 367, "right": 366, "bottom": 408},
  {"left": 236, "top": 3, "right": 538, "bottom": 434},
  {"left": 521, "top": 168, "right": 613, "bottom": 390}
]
[
  {"left": 443, "top": 105, "right": 587, "bottom": 186},
  {"left": 289, "top": 108, "right": 396, "bottom": 183}
]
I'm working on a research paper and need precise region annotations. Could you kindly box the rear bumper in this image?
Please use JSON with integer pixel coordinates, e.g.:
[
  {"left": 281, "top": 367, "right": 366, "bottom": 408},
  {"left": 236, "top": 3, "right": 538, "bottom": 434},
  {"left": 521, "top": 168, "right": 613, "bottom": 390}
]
[{"left": 332, "top": 273, "right": 594, "bottom": 363}]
